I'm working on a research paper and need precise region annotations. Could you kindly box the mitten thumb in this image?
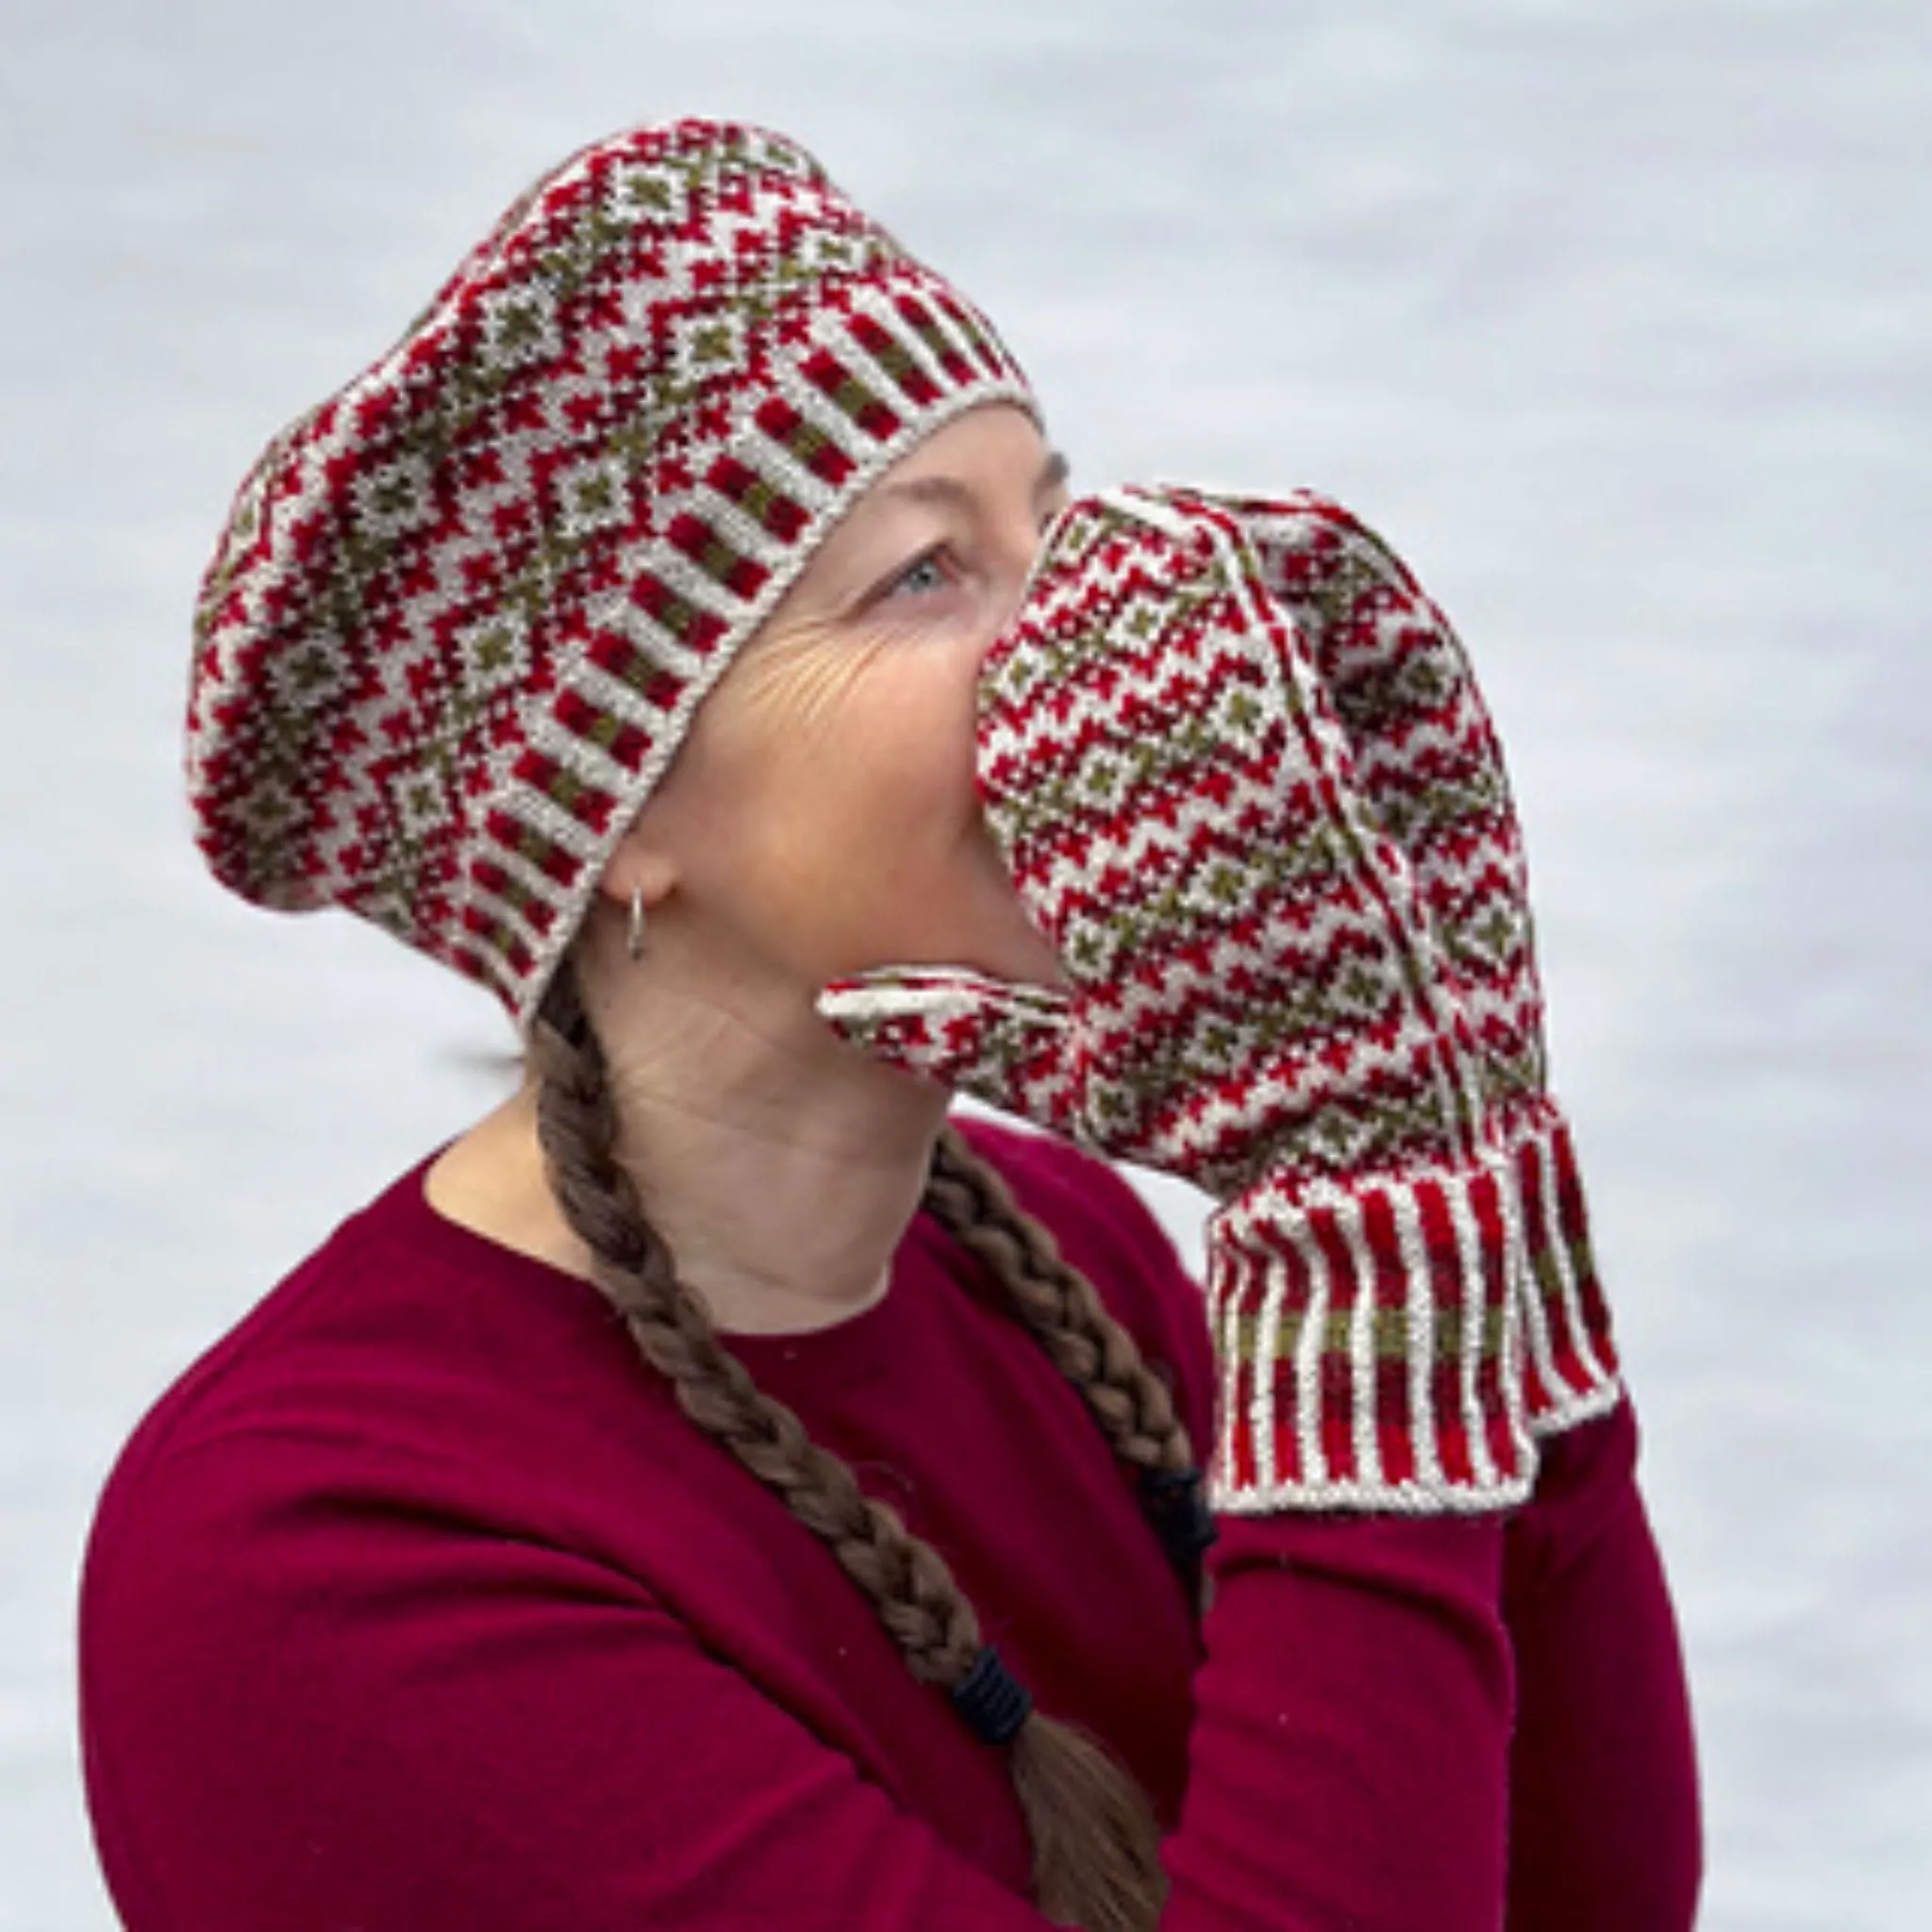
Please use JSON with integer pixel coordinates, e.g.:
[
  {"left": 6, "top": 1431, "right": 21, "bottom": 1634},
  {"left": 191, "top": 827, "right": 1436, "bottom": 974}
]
[{"left": 817, "top": 966, "right": 1078, "bottom": 1124}]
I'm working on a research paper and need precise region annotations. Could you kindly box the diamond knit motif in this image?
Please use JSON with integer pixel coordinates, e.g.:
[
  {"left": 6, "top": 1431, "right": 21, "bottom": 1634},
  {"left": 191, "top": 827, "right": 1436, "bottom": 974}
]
[
  {"left": 1194, "top": 490, "right": 1620, "bottom": 1435},
  {"left": 186, "top": 119, "right": 1036, "bottom": 1029},
  {"left": 974, "top": 490, "right": 1488, "bottom": 1202}
]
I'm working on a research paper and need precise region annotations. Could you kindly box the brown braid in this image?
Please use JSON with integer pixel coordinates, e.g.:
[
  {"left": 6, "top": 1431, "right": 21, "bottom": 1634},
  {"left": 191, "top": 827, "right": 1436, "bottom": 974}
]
[
  {"left": 924, "top": 1126, "right": 1198, "bottom": 1484},
  {"left": 529, "top": 962, "right": 1165, "bottom": 1932}
]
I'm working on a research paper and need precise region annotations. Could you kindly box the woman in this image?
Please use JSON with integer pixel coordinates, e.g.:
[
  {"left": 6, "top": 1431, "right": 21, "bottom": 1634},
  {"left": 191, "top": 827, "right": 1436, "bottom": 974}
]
[{"left": 81, "top": 119, "right": 1701, "bottom": 1928}]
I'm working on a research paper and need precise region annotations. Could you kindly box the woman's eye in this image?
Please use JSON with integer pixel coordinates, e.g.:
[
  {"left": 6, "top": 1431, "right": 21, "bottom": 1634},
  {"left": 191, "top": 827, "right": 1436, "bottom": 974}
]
[{"left": 889, "top": 551, "right": 951, "bottom": 598}]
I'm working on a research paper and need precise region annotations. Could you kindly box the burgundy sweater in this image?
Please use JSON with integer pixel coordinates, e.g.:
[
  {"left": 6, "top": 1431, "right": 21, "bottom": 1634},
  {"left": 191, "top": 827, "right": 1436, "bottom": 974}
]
[{"left": 80, "top": 1119, "right": 1699, "bottom": 1929}]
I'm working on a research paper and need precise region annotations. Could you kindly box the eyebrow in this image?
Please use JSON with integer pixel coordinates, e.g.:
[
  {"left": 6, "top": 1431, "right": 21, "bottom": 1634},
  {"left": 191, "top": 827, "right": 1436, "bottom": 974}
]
[{"left": 874, "top": 448, "right": 1071, "bottom": 513}]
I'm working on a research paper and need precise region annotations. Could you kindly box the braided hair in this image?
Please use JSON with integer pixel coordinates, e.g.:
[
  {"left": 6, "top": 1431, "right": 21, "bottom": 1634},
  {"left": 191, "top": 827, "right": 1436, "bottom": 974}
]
[{"left": 529, "top": 961, "right": 1208, "bottom": 1932}]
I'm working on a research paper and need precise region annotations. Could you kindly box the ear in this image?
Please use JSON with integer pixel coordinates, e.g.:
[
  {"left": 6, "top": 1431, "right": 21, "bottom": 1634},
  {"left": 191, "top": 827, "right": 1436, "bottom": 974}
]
[{"left": 595, "top": 812, "right": 679, "bottom": 914}]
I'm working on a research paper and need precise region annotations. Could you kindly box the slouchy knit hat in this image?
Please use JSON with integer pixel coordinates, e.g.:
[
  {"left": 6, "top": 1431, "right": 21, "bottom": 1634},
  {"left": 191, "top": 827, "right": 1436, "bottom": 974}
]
[{"left": 186, "top": 119, "right": 1037, "bottom": 1029}]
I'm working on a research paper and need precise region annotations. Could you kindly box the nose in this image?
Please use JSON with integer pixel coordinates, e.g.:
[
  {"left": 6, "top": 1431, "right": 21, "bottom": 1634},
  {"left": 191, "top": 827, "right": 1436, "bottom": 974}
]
[{"left": 982, "top": 506, "right": 1061, "bottom": 658}]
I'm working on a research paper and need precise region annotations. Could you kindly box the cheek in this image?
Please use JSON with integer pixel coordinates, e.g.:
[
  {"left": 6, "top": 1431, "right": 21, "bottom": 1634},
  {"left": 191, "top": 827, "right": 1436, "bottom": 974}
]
[
  {"left": 675, "top": 638, "right": 1017, "bottom": 977},
  {"left": 808, "top": 655, "right": 987, "bottom": 928},
  {"left": 858, "top": 653, "right": 980, "bottom": 841}
]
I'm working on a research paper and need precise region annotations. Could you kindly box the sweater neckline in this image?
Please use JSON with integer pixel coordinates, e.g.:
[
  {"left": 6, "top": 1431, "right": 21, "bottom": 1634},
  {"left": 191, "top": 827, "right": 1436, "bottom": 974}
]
[{"left": 391, "top": 1147, "right": 958, "bottom": 1385}]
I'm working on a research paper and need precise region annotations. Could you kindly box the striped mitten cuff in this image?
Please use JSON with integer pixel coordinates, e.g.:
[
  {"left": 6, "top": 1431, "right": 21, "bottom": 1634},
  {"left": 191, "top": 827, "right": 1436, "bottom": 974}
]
[{"left": 1207, "top": 1158, "right": 1536, "bottom": 1514}]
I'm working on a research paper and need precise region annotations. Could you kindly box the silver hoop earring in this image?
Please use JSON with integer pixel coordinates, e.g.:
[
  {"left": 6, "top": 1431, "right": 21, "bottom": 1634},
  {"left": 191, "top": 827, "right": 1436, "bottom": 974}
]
[{"left": 625, "top": 888, "right": 648, "bottom": 962}]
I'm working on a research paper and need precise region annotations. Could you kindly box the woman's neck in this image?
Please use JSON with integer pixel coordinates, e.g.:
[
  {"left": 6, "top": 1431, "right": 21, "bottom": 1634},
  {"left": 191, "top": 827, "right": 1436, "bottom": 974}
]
[{"left": 427, "top": 973, "right": 948, "bottom": 1336}]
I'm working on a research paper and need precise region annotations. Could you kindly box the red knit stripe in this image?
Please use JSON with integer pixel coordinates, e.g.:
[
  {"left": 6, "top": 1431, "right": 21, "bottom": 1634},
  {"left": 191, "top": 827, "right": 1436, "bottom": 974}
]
[
  {"left": 848, "top": 313, "right": 942, "bottom": 408},
  {"left": 471, "top": 858, "right": 557, "bottom": 921},
  {"left": 1548, "top": 1124, "right": 1618, "bottom": 1380},
  {"left": 932, "top": 291, "right": 1008, "bottom": 380},
  {"left": 481, "top": 809, "right": 580, "bottom": 887},
  {"left": 892, "top": 294, "right": 974, "bottom": 385},
  {"left": 1223, "top": 1242, "right": 1266, "bottom": 1492},
  {"left": 663, "top": 511, "right": 770, "bottom": 600},
  {"left": 623, "top": 572, "right": 729, "bottom": 655},
  {"left": 458, "top": 901, "right": 538, "bottom": 973},
  {"left": 1301, "top": 1207, "right": 1358, "bottom": 1487},
  {"left": 1465, "top": 1167, "right": 1518, "bottom": 1477},
  {"left": 553, "top": 689, "right": 653, "bottom": 773},
  {"left": 705, "top": 455, "right": 809, "bottom": 541},
  {"left": 581, "top": 629, "right": 684, "bottom": 713},
  {"left": 798, "top": 347, "right": 903, "bottom": 442},
  {"left": 1517, "top": 1138, "right": 1588, "bottom": 1397},
  {"left": 508, "top": 750, "right": 620, "bottom": 835},
  {"left": 752, "top": 396, "right": 857, "bottom": 485}
]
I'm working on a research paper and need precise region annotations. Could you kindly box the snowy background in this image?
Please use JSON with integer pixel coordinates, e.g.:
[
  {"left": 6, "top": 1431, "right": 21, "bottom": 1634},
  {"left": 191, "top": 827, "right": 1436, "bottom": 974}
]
[{"left": 3, "top": 0, "right": 1928, "bottom": 1924}]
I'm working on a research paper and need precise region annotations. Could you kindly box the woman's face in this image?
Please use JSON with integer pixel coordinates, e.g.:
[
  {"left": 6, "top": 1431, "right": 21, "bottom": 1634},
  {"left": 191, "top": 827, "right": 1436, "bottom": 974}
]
[{"left": 618, "top": 403, "right": 1071, "bottom": 1000}]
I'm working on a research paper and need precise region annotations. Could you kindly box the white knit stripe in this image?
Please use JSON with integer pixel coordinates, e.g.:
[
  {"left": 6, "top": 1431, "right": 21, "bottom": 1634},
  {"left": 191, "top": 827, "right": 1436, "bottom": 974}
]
[
  {"left": 1252, "top": 1222, "right": 1293, "bottom": 1495},
  {"left": 842, "top": 284, "right": 964, "bottom": 406},
  {"left": 1488, "top": 1153, "right": 1536, "bottom": 1461},
  {"left": 641, "top": 541, "right": 748, "bottom": 630},
  {"left": 461, "top": 871, "right": 565, "bottom": 962},
  {"left": 1337, "top": 1197, "right": 1384, "bottom": 1491},
  {"left": 1391, "top": 1182, "right": 1444, "bottom": 1491},
  {"left": 461, "top": 841, "right": 572, "bottom": 926},
  {"left": 518, "top": 700, "right": 658, "bottom": 807},
  {"left": 689, "top": 477, "right": 795, "bottom": 570},
  {"left": 1291, "top": 1209, "right": 1335, "bottom": 1493},
  {"left": 1530, "top": 1371, "right": 1624, "bottom": 1437},
  {"left": 1517, "top": 1127, "right": 1623, "bottom": 1434},
  {"left": 901, "top": 289, "right": 993, "bottom": 388},
  {"left": 1206, "top": 1236, "right": 1247, "bottom": 1495},
  {"left": 1215, "top": 1469, "right": 1535, "bottom": 1516},
  {"left": 1443, "top": 1173, "right": 1501, "bottom": 1492},
  {"left": 759, "top": 357, "right": 881, "bottom": 479},
  {"left": 1543, "top": 1126, "right": 1612, "bottom": 1391},
  {"left": 1512, "top": 1141, "right": 1569, "bottom": 1412},
  {"left": 740, "top": 407, "right": 848, "bottom": 520},
  {"left": 579, "top": 599, "right": 707, "bottom": 693},
  {"left": 1524, "top": 1128, "right": 1589, "bottom": 1403}
]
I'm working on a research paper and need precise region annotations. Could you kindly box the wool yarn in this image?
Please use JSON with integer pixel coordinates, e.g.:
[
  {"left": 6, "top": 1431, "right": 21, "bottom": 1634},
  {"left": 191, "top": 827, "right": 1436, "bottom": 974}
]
[
  {"left": 1188, "top": 488, "right": 1622, "bottom": 1435},
  {"left": 824, "top": 487, "right": 1540, "bottom": 1510},
  {"left": 186, "top": 119, "right": 1036, "bottom": 1028}
]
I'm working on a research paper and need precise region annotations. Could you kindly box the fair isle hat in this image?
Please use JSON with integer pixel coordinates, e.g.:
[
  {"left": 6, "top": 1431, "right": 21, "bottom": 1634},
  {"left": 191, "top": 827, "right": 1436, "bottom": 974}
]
[{"left": 187, "top": 118, "right": 1037, "bottom": 1029}]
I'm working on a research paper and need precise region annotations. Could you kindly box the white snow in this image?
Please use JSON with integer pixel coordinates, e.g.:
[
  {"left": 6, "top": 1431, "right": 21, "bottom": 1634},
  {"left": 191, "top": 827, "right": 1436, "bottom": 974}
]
[{"left": 3, "top": 2, "right": 1927, "bottom": 1924}]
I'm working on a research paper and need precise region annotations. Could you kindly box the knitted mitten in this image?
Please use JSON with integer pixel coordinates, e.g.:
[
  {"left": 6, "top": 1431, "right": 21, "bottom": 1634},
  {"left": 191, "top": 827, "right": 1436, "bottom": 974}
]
[
  {"left": 822, "top": 488, "right": 1537, "bottom": 1512},
  {"left": 1184, "top": 490, "right": 1620, "bottom": 1434}
]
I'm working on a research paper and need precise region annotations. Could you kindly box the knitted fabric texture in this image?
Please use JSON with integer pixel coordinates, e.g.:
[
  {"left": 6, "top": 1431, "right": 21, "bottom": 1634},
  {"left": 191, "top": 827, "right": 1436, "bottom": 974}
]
[
  {"left": 1191, "top": 489, "right": 1621, "bottom": 1436},
  {"left": 186, "top": 119, "right": 1036, "bottom": 1028},
  {"left": 823, "top": 487, "right": 1537, "bottom": 1510}
]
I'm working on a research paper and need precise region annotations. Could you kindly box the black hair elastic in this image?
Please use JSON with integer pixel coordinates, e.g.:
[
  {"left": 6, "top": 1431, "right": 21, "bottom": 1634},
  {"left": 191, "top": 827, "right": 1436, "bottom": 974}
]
[
  {"left": 950, "top": 1645, "right": 1034, "bottom": 1747},
  {"left": 1139, "top": 1465, "right": 1219, "bottom": 1574}
]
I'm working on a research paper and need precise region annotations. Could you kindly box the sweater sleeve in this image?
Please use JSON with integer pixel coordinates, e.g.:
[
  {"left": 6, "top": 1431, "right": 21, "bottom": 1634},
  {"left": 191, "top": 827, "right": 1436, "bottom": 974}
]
[
  {"left": 85, "top": 1430, "right": 1519, "bottom": 1932},
  {"left": 955, "top": 1119, "right": 1526, "bottom": 1925}
]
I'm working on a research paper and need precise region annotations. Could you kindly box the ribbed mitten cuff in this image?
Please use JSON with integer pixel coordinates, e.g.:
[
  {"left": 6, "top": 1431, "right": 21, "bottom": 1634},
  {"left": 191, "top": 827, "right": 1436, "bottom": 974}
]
[
  {"left": 1207, "top": 1161, "right": 1537, "bottom": 1515},
  {"left": 1505, "top": 1109, "right": 1623, "bottom": 1436}
]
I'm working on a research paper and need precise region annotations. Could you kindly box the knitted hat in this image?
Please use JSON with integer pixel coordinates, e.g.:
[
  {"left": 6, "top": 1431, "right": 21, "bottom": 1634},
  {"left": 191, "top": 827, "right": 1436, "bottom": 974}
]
[{"left": 186, "top": 119, "right": 1037, "bottom": 1029}]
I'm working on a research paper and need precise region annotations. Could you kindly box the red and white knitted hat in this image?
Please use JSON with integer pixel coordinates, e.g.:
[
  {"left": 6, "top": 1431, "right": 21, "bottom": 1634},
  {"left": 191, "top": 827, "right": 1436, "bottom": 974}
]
[{"left": 186, "top": 119, "right": 1037, "bottom": 1029}]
